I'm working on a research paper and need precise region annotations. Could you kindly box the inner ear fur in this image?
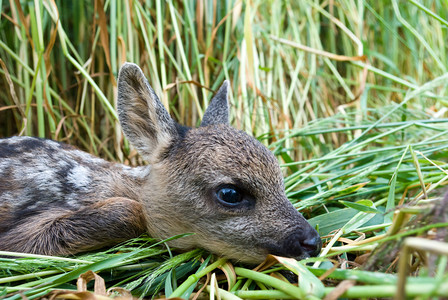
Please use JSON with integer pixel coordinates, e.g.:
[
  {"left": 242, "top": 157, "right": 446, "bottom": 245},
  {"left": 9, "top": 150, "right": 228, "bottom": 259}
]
[{"left": 117, "top": 63, "right": 177, "bottom": 162}]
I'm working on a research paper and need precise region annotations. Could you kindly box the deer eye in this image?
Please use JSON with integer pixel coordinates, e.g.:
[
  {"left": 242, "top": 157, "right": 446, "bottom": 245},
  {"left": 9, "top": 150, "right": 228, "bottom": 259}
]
[{"left": 216, "top": 186, "right": 243, "bottom": 206}]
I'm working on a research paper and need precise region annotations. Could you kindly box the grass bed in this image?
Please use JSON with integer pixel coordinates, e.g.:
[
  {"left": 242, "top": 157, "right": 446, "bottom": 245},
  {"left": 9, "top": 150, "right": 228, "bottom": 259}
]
[{"left": 1, "top": 0, "right": 448, "bottom": 299}]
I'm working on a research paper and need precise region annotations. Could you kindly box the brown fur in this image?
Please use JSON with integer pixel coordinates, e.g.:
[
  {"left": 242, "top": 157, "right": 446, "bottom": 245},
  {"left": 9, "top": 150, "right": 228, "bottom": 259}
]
[{"left": 0, "top": 198, "right": 146, "bottom": 255}]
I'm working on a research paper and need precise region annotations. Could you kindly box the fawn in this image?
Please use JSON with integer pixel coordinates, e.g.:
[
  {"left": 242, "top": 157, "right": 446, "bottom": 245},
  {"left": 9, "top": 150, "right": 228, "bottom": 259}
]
[{"left": 0, "top": 63, "right": 321, "bottom": 263}]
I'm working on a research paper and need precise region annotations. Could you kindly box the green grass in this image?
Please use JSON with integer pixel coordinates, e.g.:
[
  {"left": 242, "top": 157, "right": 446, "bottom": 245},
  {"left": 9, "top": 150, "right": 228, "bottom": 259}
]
[{"left": 1, "top": 0, "right": 448, "bottom": 299}]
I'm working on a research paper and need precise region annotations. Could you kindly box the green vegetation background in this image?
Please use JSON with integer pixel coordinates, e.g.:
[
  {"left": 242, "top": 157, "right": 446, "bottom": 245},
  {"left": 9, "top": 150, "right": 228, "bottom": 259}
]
[{"left": 1, "top": 0, "right": 448, "bottom": 299}]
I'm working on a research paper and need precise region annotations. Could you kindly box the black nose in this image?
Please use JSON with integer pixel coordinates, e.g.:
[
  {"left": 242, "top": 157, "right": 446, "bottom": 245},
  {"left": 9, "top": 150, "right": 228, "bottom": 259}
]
[
  {"left": 300, "top": 235, "right": 322, "bottom": 257},
  {"left": 268, "top": 228, "right": 322, "bottom": 259}
]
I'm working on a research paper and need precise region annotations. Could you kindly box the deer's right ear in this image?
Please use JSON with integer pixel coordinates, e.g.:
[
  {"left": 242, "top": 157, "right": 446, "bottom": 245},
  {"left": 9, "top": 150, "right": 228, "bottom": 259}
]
[
  {"left": 117, "top": 63, "right": 177, "bottom": 162},
  {"left": 200, "top": 80, "right": 230, "bottom": 127}
]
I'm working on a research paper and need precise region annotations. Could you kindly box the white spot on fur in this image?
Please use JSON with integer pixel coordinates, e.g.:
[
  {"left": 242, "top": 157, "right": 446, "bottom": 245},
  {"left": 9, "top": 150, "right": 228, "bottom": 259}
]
[
  {"left": 127, "top": 165, "right": 151, "bottom": 178},
  {"left": 68, "top": 165, "right": 91, "bottom": 189}
]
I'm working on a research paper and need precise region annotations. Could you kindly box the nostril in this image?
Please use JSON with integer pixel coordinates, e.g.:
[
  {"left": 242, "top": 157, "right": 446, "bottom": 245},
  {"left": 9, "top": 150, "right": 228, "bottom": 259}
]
[{"left": 301, "top": 235, "right": 322, "bottom": 257}]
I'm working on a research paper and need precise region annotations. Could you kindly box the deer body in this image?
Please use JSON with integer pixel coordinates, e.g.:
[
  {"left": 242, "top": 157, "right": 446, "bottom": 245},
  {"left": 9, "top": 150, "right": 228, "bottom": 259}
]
[
  {"left": 0, "top": 137, "right": 148, "bottom": 254},
  {"left": 0, "top": 63, "right": 321, "bottom": 263}
]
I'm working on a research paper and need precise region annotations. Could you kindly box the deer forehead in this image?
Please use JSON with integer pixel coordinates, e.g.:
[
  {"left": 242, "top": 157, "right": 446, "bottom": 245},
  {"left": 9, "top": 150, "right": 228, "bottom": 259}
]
[{"left": 166, "top": 125, "right": 285, "bottom": 196}]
